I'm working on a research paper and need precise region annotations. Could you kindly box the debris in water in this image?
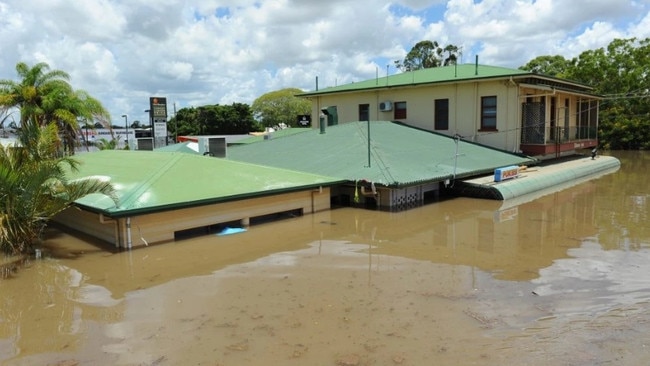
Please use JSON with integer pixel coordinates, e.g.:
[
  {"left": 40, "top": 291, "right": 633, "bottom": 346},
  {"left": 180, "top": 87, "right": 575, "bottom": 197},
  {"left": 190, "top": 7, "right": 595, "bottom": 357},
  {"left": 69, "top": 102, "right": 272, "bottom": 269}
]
[
  {"left": 217, "top": 227, "right": 247, "bottom": 236},
  {"left": 226, "top": 340, "right": 249, "bottom": 351},
  {"left": 336, "top": 354, "right": 360, "bottom": 366}
]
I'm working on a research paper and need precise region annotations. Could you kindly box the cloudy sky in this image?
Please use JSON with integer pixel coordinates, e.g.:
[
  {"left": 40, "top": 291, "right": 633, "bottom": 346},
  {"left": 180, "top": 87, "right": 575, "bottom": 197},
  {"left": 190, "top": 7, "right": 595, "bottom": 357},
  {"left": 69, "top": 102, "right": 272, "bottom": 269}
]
[{"left": 1, "top": 0, "right": 649, "bottom": 125}]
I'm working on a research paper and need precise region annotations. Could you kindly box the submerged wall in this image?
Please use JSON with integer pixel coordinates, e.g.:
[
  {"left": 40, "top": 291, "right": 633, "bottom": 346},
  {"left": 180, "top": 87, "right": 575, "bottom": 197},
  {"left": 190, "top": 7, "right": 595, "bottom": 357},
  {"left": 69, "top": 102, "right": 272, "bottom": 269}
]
[{"left": 54, "top": 188, "right": 331, "bottom": 249}]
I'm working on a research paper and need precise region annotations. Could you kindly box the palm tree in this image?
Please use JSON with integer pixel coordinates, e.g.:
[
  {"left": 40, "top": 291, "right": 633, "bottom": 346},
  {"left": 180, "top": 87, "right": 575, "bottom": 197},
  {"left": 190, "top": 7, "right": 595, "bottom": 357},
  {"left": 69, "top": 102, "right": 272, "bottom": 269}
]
[
  {"left": 0, "top": 61, "right": 110, "bottom": 154},
  {"left": 0, "top": 105, "right": 118, "bottom": 255},
  {"left": 0, "top": 62, "right": 69, "bottom": 125},
  {"left": 95, "top": 137, "right": 120, "bottom": 150},
  {"left": 47, "top": 87, "right": 110, "bottom": 154}
]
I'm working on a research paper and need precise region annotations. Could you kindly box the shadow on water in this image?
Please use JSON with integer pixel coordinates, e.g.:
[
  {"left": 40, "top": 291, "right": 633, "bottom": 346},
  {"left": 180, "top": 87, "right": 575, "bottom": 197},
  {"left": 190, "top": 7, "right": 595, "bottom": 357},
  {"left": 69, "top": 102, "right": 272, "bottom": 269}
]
[{"left": 40, "top": 226, "right": 121, "bottom": 259}]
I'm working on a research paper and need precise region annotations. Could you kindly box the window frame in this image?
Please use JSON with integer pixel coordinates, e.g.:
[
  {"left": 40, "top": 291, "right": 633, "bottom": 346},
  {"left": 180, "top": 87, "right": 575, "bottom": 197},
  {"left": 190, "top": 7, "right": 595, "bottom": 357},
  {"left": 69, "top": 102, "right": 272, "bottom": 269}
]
[
  {"left": 480, "top": 96, "right": 498, "bottom": 131},
  {"left": 394, "top": 101, "right": 407, "bottom": 120},
  {"left": 434, "top": 98, "right": 449, "bottom": 130},
  {"left": 358, "top": 103, "right": 370, "bottom": 121}
]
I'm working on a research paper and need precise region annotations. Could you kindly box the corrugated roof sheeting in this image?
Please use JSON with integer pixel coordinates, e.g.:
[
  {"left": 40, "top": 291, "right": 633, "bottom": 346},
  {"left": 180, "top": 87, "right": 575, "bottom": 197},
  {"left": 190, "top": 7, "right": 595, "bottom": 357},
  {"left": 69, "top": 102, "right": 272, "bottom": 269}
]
[
  {"left": 227, "top": 121, "right": 536, "bottom": 187},
  {"left": 300, "top": 64, "right": 596, "bottom": 98},
  {"left": 67, "top": 150, "right": 344, "bottom": 216},
  {"left": 300, "top": 64, "right": 532, "bottom": 96}
]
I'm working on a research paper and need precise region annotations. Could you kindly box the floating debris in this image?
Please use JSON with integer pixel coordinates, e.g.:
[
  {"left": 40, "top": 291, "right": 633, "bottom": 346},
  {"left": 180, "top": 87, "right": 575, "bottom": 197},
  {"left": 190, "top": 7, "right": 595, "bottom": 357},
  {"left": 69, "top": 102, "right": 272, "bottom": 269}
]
[{"left": 217, "top": 227, "right": 247, "bottom": 236}]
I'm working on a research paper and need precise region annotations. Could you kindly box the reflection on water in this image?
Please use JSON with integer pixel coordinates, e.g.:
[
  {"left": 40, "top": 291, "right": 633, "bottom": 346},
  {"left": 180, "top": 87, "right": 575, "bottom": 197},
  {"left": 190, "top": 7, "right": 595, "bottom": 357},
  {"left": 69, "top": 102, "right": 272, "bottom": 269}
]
[
  {"left": 532, "top": 241, "right": 650, "bottom": 315},
  {"left": 1, "top": 151, "right": 650, "bottom": 365}
]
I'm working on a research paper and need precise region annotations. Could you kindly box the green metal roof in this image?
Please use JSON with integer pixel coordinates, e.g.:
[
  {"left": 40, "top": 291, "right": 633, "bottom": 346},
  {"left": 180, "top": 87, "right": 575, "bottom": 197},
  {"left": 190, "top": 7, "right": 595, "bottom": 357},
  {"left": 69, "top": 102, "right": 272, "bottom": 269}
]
[
  {"left": 227, "top": 121, "right": 536, "bottom": 187},
  {"left": 66, "top": 150, "right": 345, "bottom": 217},
  {"left": 299, "top": 63, "right": 597, "bottom": 97},
  {"left": 300, "top": 64, "right": 532, "bottom": 96}
]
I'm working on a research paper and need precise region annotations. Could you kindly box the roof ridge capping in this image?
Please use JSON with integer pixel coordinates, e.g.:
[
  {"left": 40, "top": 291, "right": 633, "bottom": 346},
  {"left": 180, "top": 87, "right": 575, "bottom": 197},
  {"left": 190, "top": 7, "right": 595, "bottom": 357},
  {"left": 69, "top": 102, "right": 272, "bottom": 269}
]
[
  {"left": 299, "top": 63, "right": 532, "bottom": 96},
  {"left": 298, "top": 63, "right": 593, "bottom": 96}
]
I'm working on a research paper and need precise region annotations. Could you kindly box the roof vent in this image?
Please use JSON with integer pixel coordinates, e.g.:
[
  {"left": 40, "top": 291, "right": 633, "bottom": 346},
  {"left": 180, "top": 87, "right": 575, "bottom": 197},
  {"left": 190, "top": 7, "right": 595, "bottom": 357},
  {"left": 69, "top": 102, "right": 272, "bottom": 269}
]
[{"left": 379, "top": 101, "right": 392, "bottom": 112}]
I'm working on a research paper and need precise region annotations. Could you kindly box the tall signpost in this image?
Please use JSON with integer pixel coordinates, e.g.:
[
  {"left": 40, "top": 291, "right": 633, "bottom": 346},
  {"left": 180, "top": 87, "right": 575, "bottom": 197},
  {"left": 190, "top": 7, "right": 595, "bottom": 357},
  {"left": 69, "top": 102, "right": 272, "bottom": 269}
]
[{"left": 149, "top": 97, "right": 168, "bottom": 148}]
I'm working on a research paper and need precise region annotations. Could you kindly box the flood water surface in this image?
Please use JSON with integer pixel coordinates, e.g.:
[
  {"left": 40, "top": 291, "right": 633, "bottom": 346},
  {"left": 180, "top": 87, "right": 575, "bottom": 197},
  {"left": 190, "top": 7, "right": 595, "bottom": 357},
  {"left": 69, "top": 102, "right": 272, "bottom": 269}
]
[{"left": 2, "top": 151, "right": 650, "bottom": 365}]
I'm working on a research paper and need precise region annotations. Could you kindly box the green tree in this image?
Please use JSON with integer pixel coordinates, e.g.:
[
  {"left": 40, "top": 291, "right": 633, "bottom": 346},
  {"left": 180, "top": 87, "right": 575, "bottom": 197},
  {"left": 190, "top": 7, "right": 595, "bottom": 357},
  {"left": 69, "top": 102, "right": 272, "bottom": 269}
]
[
  {"left": 169, "top": 103, "right": 260, "bottom": 137},
  {"left": 519, "top": 55, "right": 571, "bottom": 77},
  {"left": 566, "top": 38, "right": 650, "bottom": 149},
  {"left": 0, "top": 62, "right": 110, "bottom": 154},
  {"left": 131, "top": 120, "right": 144, "bottom": 129},
  {"left": 520, "top": 38, "right": 650, "bottom": 150},
  {"left": 251, "top": 88, "right": 311, "bottom": 128},
  {"left": 0, "top": 122, "right": 118, "bottom": 255},
  {"left": 0, "top": 62, "right": 69, "bottom": 126},
  {"left": 169, "top": 106, "right": 199, "bottom": 136},
  {"left": 394, "top": 41, "right": 461, "bottom": 72},
  {"left": 95, "top": 137, "right": 120, "bottom": 150},
  {"left": 442, "top": 44, "right": 461, "bottom": 66}
]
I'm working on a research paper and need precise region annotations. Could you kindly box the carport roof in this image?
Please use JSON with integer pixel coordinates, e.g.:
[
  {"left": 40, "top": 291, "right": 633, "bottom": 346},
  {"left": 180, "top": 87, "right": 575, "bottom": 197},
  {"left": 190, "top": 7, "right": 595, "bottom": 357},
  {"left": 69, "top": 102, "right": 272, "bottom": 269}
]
[
  {"left": 66, "top": 150, "right": 345, "bottom": 217},
  {"left": 226, "top": 121, "right": 537, "bottom": 187}
]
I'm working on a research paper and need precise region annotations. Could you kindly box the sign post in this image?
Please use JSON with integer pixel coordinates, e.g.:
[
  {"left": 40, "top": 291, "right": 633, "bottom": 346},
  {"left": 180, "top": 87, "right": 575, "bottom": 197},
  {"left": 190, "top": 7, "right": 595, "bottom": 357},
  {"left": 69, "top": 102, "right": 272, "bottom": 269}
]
[{"left": 149, "top": 97, "right": 168, "bottom": 147}]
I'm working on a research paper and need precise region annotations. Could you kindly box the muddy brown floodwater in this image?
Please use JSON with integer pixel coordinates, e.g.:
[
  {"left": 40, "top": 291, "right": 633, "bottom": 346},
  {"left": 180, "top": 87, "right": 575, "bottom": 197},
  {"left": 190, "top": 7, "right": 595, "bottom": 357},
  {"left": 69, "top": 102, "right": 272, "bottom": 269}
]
[{"left": 1, "top": 151, "right": 650, "bottom": 366}]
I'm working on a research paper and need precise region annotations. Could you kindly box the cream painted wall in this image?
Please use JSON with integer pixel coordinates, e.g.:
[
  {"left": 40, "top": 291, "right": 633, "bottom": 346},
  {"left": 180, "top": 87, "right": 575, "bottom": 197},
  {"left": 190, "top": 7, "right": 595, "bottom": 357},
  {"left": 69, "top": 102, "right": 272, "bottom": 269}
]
[
  {"left": 308, "top": 80, "right": 589, "bottom": 153},
  {"left": 309, "top": 80, "right": 521, "bottom": 152},
  {"left": 55, "top": 188, "right": 331, "bottom": 248},
  {"left": 54, "top": 208, "right": 118, "bottom": 245}
]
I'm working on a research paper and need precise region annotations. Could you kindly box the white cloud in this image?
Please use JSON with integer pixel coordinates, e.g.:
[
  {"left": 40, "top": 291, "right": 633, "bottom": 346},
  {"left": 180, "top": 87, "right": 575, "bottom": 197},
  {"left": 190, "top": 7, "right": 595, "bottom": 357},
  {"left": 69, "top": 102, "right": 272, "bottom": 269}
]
[
  {"left": 159, "top": 61, "right": 194, "bottom": 81},
  {"left": 0, "top": 0, "right": 648, "bottom": 124}
]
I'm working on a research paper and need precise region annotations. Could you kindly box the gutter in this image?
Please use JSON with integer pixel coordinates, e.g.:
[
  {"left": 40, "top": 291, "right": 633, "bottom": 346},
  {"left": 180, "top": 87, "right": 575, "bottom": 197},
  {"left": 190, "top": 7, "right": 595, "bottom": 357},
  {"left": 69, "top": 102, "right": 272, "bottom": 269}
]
[{"left": 88, "top": 180, "right": 347, "bottom": 218}]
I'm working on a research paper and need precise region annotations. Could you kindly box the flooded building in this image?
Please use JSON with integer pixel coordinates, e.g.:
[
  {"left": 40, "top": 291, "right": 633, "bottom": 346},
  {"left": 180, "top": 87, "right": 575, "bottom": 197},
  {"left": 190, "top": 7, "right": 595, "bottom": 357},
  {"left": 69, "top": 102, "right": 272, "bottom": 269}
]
[
  {"left": 54, "top": 150, "right": 344, "bottom": 249},
  {"left": 226, "top": 121, "right": 537, "bottom": 210},
  {"left": 299, "top": 63, "right": 600, "bottom": 160}
]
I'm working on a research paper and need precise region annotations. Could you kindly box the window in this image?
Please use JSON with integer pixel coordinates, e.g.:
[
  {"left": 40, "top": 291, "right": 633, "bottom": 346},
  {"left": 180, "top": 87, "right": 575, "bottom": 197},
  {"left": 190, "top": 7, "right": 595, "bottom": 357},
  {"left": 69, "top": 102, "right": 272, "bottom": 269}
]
[
  {"left": 480, "top": 96, "right": 497, "bottom": 130},
  {"left": 359, "top": 104, "right": 369, "bottom": 121},
  {"left": 394, "top": 101, "right": 407, "bottom": 119},
  {"left": 434, "top": 99, "right": 449, "bottom": 130}
]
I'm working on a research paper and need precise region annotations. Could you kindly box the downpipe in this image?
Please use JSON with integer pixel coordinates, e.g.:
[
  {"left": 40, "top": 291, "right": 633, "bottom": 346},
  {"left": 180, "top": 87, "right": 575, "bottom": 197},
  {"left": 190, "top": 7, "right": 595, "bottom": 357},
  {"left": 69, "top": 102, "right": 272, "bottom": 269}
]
[{"left": 126, "top": 217, "right": 133, "bottom": 249}]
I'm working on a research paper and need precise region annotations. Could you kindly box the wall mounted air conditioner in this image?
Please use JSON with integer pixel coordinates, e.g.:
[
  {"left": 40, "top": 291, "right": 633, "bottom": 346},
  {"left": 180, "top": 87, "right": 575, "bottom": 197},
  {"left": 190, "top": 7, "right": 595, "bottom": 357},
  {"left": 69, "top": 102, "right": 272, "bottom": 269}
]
[{"left": 379, "top": 101, "right": 392, "bottom": 111}]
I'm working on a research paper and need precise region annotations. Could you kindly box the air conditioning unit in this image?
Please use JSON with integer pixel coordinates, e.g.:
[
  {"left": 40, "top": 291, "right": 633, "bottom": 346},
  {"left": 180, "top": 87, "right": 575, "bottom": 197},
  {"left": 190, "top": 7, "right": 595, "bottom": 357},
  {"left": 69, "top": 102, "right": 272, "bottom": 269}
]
[
  {"left": 198, "top": 137, "right": 227, "bottom": 157},
  {"left": 379, "top": 101, "right": 392, "bottom": 112}
]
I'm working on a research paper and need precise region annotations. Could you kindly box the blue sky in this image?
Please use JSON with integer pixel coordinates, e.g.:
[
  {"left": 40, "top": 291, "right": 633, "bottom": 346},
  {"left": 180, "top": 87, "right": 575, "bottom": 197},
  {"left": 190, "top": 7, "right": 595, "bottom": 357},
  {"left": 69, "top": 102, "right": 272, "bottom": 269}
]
[{"left": 0, "top": 0, "right": 649, "bottom": 126}]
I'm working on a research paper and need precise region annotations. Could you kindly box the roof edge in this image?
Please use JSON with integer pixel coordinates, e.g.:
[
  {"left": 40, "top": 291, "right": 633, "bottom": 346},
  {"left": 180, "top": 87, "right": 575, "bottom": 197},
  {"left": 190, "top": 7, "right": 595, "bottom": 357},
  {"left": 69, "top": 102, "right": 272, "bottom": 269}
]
[{"left": 79, "top": 180, "right": 347, "bottom": 218}]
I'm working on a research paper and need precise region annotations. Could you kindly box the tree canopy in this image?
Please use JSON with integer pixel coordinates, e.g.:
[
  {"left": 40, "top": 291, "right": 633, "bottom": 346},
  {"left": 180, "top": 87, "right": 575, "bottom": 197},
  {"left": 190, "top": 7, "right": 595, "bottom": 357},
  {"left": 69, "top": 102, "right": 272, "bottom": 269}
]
[
  {"left": 0, "top": 121, "right": 118, "bottom": 255},
  {"left": 519, "top": 55, "right": 572, "bottom": 77},
  {"left": 395, "top": 41, "right": 461, "bottom": 72},
  {"left": 169, "top": 102, "right": 260, "bottom": 137},
  {"left": 520, "top": 37, "right": 650, "bottom": 149},
  {"left": 0, "top": 62, "right": 110, "bottom": 154},
  {"left": 251, "top": 88, "right": 311, "bottom": 128},
  {"left": 0, "top": 62, "right": 117, "bottom": 255}
]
